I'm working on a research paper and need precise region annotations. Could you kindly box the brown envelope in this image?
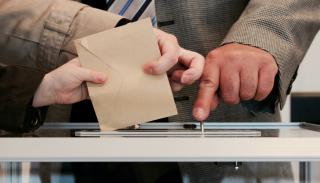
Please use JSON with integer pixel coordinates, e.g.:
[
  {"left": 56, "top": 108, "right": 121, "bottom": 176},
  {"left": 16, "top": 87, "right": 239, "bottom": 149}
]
[{"left": 75, "top": 18, "right": 177, "bottom": 131}]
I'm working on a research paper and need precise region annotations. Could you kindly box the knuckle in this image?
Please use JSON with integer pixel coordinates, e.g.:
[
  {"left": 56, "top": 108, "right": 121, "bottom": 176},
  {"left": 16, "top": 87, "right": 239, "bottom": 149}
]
[
  {"left": 240, "top": 90, "right": 255, "bottom": 100},
  {"left": 225, "top": 49, "right": 241, "bottom": 62},
  {"left": 169, "top": 57, "right": 178, "bottom": 65},
  {"left": 172, "top": 84, "right": 183, "bottom": 92},
  {"left": 271, "top": 64, "right": 279, "bottom": 74},
  {"left": 89, "top": 70, "right": 95, "bottom": 77},
  {"left": 240, "top": 80, "right": 257, "bottom": 98},
  {"left": 220, "top": 82, "right": 239, "bottom": 104},
  {"left": 264, "top": 53, "right": 276, "bottom": 62},
  {"left": 257, "top": 85, "right": 272, "bottom": 98},
  {"left": 200, "top": 78, "right": 218, "bottom": 90},
  {"left": 218, "top": 53, "right": 241, "bottom": 68},
  {"left": 192, "top": 51, "right": 205, "bottom": 61},
  {"left": 169, "top": 34, "right": 178, "bottom": 42},
  {"left": 223, "top": 94, "right": 239, "bottom": 105},
  {"left": 206, "top": 50, "right": 220, "bottom": 61},
  {"left": 58, "top": 94, "right": 72, "bottom": 105},
  {"left": 152, "top": 67, "right": 162, "bottom": 74},
  {"left": 261, "top": 57, "right": 277, "bottom": 70},
  {"left": 228, "top": 49, "right": 240, "bottom": 58},
  {"left": 264, "top": 76, "right": 275, "bottom": 87}
]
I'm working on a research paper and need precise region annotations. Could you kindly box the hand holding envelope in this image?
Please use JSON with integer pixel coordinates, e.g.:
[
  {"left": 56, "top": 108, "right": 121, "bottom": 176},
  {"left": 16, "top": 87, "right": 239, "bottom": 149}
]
[
  {"left": 75, "top": 19, "right": 178, "bottom": 131},
  {"left": 144, "top": 29, "right": 205, "bottom": 92}
]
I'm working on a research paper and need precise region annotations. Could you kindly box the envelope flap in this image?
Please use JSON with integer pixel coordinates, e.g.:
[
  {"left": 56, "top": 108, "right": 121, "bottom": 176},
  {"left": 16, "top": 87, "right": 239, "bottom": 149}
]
[
  {"left": 75, "top": 40, "right": 124, "bottom": 126},
  {"left": 79, "top": 18, "right": 160, "bottom": 75}
]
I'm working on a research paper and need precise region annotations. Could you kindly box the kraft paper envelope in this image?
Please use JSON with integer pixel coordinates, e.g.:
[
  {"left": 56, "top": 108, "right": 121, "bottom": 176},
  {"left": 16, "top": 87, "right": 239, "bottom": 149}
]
[{"left": 75, "top": 19, "right": 177, "bottom": 131}]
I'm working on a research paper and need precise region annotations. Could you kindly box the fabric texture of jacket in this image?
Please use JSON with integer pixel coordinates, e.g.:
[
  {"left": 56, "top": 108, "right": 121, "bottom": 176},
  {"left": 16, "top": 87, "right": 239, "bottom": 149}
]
[
  {"left": 0, "top": 64, "right": 47, "bottom": 132},
  {"left": 155, "top": 0, "right": 320, "bottom": 123},
  {"left": 0, "top": 0, "right": 123, "bottom": 131},
  {"left": 154, "top": 1, "right": 319, "bottom": 182},
  {"left": 0, "top": 0, "right": 319, "bottom": 182},
  {"left": 0, "top": 0, "right": 319, "bottom": 127}
]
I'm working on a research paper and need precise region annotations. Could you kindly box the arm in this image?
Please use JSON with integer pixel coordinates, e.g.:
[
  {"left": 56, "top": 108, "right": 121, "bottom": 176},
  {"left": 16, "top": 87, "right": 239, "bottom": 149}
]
[
  {"left": 0, "top": 0, "right": 122, "bottom": 132},
  {"left": 221, "top": 0, "right": 320, "bottom": 108},
  {"left": 0, "top": 58, "right": 106, "bottom": 132},
  {"left": 0, "top": 0, "right": 204, "bottom": 128},
  {"left": 0, "top": 0, "right": 204, "bottom": 90},
  {"left": 0, "top": 0, "right": 123, "bottom": 71},
  {"left": 193, "top": 0, "right": 320, "bottom": 120},
  {"left": 0, "top": 63, "right": 46, "bottom": 132}
]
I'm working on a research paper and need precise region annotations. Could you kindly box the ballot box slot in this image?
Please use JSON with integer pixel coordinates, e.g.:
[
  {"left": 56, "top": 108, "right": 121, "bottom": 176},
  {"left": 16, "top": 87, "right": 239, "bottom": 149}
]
[
  {"left": 41, "top": 122, "right": 302, "bottom": 130},
  {"left": 74, "top": 129, "right": 261, "bottom": 137}
]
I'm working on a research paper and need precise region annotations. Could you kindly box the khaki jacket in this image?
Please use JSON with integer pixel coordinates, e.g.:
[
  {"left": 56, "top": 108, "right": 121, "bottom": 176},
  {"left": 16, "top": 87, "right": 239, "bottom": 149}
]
[{"left": 0, "top": 0, "right": 123, "bottom": 131}]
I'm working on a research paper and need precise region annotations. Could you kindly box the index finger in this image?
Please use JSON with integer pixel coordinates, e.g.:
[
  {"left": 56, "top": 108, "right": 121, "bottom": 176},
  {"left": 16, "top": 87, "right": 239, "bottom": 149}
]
[
  {"left": 179, "top": 48, "right": 205, "bottom": 85},
  {"left": 143, "top": 35, "right": 180, "bottom": 75},
  {"left": 193, "top": 61, "right": 220, "bottom": 121}
]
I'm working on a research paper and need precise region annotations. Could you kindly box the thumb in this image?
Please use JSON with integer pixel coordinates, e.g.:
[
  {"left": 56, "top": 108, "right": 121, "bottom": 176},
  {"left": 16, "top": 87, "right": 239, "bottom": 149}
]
[{"left": 76, "top": 67, "right": 107, "bottom": 84}]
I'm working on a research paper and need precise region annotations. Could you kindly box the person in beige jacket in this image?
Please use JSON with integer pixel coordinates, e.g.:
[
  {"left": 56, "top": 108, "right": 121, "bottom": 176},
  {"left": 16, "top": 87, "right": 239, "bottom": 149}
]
[{"left": 0, "top": 0, "right": 204, "bottom": 132}]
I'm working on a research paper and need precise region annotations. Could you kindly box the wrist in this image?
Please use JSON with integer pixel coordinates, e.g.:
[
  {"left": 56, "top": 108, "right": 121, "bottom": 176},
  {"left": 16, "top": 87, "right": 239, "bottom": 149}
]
[{"left": 32, "top": 73, "right": 55, "bottom": 107}]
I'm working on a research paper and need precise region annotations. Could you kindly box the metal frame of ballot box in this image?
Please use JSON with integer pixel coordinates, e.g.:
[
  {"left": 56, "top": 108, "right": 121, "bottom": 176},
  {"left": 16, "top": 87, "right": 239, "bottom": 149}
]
[
  {"left": 1, "top": 122, "right": 320, "bottom": 162},
  {"left": 1, "top": 122, "right": 320, "bottom": 183}
]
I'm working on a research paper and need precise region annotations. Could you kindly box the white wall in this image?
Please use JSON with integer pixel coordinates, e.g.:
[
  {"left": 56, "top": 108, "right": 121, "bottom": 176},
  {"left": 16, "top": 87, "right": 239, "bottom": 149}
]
[
  {"left": 280, "top": 31, "right": 320, "bottom": 122},
  {"left": 278, "top": 31, "right": 320, "bottom": 183}
]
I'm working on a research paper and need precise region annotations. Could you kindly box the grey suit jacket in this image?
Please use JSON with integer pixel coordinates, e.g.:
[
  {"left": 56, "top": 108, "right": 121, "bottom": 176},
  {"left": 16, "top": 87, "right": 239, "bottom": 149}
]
[
  {"left": 155, "top": 0, "right": 320, "bottom": 122},
  {"left": 154, "top": 1, "right": 319, "bottom": 182}
]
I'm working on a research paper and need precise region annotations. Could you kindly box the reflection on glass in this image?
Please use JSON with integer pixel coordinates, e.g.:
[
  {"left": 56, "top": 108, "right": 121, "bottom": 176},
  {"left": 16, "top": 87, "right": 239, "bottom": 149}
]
[
  {"left": 1, "top": 162, "right": 320, "bottom": 183},
  {"left": 1, "top": 122, "right": 320, "bottom": 183}
]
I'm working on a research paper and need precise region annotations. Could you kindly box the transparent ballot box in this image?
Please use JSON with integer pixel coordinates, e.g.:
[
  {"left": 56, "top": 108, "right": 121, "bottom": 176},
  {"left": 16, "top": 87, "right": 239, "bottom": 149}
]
[{"left": 1, "top": 122, "right": 320, "bottom": 183}]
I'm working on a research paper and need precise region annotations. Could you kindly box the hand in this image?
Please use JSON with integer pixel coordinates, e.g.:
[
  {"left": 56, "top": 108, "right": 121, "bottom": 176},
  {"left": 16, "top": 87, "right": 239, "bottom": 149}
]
[
  {"left": 143, "top": 28, "right": 205, "bottom": 92},
  {"left": 193, "top": 43, "right": 278, "bottom": 121},
  {"left": 32, "top": 58, "right": 106, "bottom": 107}
]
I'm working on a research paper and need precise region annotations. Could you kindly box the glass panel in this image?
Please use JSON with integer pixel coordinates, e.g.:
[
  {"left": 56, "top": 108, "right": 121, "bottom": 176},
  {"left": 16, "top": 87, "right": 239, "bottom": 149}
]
[
  {"left": 1, "top": 123, "right": 320, "bottom": 182},
  {"left": 1, "top": 122, "right": 320, "bottom": 138},
  {"left": 1, "top": 162, "right": 320, "bottom": 183}
]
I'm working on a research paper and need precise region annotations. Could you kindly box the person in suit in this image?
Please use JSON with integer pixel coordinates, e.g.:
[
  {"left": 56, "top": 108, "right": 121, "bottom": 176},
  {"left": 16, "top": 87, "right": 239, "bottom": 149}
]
[
  {"left": 153, "top": 0, "right": 319, "bottom": 182},
  {"left": 154, "top": 0, "right": 319, "bottom": 122},
  {"left": 73, "top": 0, "right": 319, "bottom": 182}
]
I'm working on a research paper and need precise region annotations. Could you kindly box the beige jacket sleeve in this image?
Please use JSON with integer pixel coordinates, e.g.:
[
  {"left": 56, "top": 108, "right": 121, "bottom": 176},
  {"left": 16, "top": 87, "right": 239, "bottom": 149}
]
[
  {"left": 0, "top": 0, "right": 122, "bottom": 72},
  {"left": 222, "top": 0, "right": 320, "bottom": 110}
]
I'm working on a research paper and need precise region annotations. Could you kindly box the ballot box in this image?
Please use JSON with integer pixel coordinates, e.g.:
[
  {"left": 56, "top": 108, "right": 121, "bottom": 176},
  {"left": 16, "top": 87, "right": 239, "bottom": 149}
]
[{"left": 1, "top": 122, "right": 320, "bottom": 183}]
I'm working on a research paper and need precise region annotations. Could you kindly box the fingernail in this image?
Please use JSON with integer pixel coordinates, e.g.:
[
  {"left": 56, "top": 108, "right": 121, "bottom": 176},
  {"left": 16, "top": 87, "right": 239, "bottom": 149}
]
[
  {"left": 181, "top": 73, "right": 194, "bottom": 84},
  {"left": 181, "top": 76, "right": 189, "bottom": 84},
  {"left": 193, "top": 108, "right": 206, "bottom": 121},
  {"left": 148, "top": 67, "right": 153, "bottom": 74},
  {"left": 172, "top": 85, "right": 179, "bottom": 92},
  {"left": 143, "top": 66, "right": 153, "bottom": 74},
  {"left": 210, "top": 105, "right": 215, "bottom": 111},
  {"left": 172, "top": 84, "right": 183, "bottom": 92},
  {"left": 97, "top": 74, "right": 107, "bottom": 83}
]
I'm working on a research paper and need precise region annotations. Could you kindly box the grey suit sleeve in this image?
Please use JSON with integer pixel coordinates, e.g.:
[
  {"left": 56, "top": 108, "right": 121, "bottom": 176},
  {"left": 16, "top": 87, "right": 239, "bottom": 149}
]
[{"left": 222, "top": 0, "right": 320, "bottom": 109}]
